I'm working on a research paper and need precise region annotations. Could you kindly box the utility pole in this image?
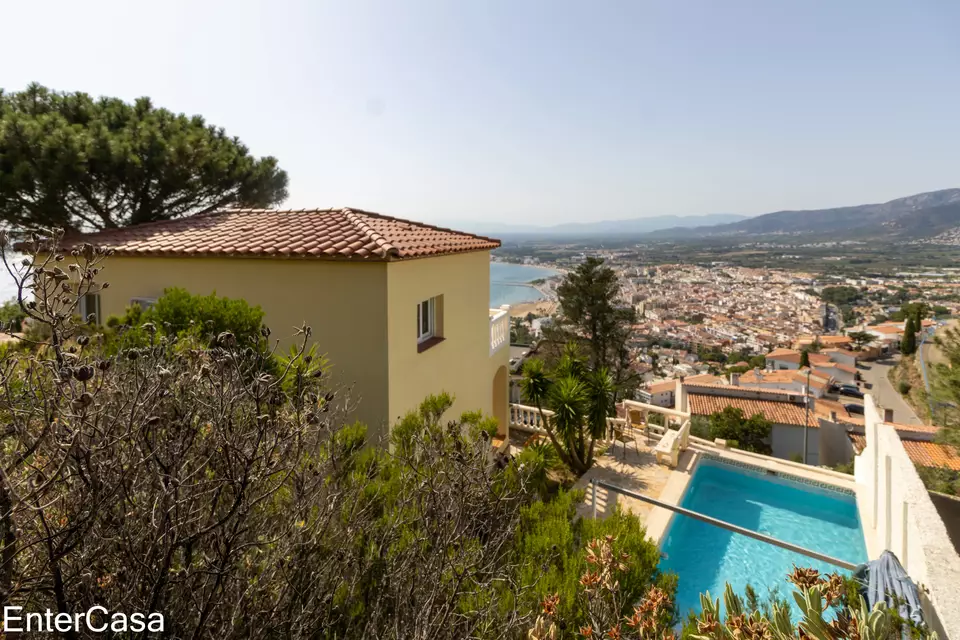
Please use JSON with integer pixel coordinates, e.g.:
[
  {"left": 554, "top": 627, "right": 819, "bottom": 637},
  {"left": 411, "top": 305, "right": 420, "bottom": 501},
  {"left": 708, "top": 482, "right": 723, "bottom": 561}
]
[{"left": 802, "top": 368, "right": 811, "bottom": 464}]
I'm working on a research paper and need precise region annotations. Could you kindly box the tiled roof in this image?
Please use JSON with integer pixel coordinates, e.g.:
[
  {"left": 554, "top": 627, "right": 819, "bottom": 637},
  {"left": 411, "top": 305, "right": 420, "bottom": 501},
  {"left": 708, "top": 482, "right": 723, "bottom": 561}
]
[
  {"left": 767, "top": 348, "right": 799, "bottom": 358},
  {"left": 817, "top": 398, "right": 851, "bottom": 418},
  {"left": 58, "top": 208, "right": 500, "bottom": 261},
  {"left": 888, "top": 421, "right": 942, "bottom": 435},
  {"left": 818, "top": 336, "right": 852, "bottom": 344},
  {"left": 871, "top": 325, "right": 903, "bottom": 335},
  {"left": 848, "top": 433, "right": 867, "bottom": 454},
  {"left": 648, "top": 380, "right": 677, "bottom": 394},
  {"left": 688, "top": 393, "right": 819, "bottom": 427},
  {"left": 739, "top": 369, "right": 831, "bottom": 388},
  {"left": 722, "top": 384, "right": 810, "bottom": 397},
  {"left": 847, "top": 432, "right": 960, "bottom": 470},
  {"left": 647, "top": 374, "right": 720, "bottom": 395},
  {"left": 901, "top": 440, "right": 960, "bottom": 471},
  {"left": 807, "top": 353, "right": 833, "bottom": 366},
  {"left": 740, "top": 370, "right": 796, "bottom": 384}
]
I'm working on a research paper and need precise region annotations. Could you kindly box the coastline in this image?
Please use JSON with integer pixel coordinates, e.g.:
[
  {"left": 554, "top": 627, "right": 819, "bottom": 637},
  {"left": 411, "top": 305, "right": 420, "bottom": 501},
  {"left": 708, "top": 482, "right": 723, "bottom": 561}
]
[
  {"left": 490, "top": 261, "right": 562, "bottom": 317},
  {"left": 509, "top": 299, "right": 557, "bottom": 318}
]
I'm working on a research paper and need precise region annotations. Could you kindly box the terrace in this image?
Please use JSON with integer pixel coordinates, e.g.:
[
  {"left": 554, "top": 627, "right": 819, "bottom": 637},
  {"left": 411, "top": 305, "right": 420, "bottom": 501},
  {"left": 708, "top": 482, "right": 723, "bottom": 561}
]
[{"left": 507, "top": 394, "right": 960, "bottom": 636}]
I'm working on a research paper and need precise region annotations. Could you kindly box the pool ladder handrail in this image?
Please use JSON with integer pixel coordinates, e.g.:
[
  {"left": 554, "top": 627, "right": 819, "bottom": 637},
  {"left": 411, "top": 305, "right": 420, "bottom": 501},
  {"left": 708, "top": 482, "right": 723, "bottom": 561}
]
[{"left": 589, "top": 477, "right": 858, "bottom": 571}]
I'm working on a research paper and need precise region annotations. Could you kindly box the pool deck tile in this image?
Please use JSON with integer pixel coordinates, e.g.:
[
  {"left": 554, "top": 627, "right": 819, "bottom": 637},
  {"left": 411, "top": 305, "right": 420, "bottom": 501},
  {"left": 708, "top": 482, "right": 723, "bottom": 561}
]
[{"left": 574, "top": 440, "right": 673, "bottom": 522}]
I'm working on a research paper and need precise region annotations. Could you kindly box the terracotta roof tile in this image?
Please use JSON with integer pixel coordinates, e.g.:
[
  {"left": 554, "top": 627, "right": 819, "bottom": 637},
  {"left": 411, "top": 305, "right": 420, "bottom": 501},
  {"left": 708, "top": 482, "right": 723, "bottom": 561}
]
[
  {"left": 848, "top": 433, "right": 867, "bottom": 453},
  {"left": 901, "top": 440, "right": 960, "bottom": 471},
  {"left": 848, "top": 432, "right": 960, "bottom": 470},
  {"left": 688, "top": 393, "right": 819, "bottom": 427},
  {"left": 767, "top": 348, "right": 800, "bottom": 358},
  {"left": 888, "top": 422, "right": 941, "bottom": 435},
  {"left": 59, "top": 208, "right": 500, "bottom": 261}
]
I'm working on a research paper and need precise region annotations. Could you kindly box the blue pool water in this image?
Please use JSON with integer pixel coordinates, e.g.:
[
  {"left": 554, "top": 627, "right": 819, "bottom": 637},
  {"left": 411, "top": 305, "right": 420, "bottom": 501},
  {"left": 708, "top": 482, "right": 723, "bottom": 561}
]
[{"left": 660, "top": 458, "right": 867, "bottom": 620}]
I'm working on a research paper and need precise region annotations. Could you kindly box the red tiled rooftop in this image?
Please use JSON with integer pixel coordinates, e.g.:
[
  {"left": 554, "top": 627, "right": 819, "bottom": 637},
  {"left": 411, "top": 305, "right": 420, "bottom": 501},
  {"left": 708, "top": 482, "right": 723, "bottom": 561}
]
[
  {"left": 887, "top": 421, "right": 941, "bottom": 435},
  {"left": 767, "top": 348, "right": 799, "bottom": 358},
  {"left": 848, "top": 432, "right": 960, "bottom": 470},
  {"left": 59, "top": 208, "right": 501, "bottom": 261},
  {"left": 688, "top": 393, "right": 819, "bottom": 427},
  {"left": 849, "top": 433, "right": 867, "bottom": 453},
  {"left": 901, "top": 440, "right": 960, "bottom": 471}
]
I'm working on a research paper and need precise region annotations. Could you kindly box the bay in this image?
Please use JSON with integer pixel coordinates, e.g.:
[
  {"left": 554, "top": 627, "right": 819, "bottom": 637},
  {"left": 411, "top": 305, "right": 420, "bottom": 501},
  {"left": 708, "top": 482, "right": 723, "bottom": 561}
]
[{"left": 489, "top": 262, "right": 560, "bottom": 307}]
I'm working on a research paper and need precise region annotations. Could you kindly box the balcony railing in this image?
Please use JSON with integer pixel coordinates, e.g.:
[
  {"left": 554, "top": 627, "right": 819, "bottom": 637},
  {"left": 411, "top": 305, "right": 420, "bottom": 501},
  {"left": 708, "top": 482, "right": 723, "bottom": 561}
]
[
  {"left": 509, "top": 403, "right": 640, "bottom": 443},
  {"left": 508, "top": 400, "right": 685, "bottom": 443},
  {"left": 489, "top": 305, "right": 510, "bottom": 356}
]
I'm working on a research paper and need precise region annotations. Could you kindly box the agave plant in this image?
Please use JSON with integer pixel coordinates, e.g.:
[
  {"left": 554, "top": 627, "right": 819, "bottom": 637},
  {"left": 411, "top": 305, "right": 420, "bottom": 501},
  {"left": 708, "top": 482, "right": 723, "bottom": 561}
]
[{"left": 689, "top": 572, "right": 937, "bottom": 640}]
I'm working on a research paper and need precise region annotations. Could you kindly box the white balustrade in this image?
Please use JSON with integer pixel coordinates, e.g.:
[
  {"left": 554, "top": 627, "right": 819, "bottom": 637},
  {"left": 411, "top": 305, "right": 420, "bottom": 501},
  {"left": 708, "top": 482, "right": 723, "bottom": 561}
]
[
  {"left": 509, "top": 403, "right": 552, "bottom": 433},
  {"left": 489, "top": 306, "right": 510, "bottom": 356}
]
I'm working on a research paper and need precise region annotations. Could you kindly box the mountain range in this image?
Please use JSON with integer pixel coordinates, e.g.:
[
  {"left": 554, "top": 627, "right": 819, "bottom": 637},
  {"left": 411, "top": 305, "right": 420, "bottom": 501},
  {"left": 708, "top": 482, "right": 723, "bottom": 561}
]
[
  {"left": 449, "top": 213, "right": 749, "bottom": 237},
  {"left": 647, "top": 188, "right": 960, "bottom": 240},
  {"left": 453, "top": 188, "right": 960, "bottom": 242}
]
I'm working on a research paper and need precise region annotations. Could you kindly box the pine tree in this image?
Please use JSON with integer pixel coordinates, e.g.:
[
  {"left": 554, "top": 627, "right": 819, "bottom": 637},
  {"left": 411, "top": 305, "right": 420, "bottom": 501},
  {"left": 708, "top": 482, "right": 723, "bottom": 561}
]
[
  {"left": 0, "top": 84, "right": 288, "bottom": 231},
  {"left": 901, "top": 316, "right": 917, "bottom": 355}
]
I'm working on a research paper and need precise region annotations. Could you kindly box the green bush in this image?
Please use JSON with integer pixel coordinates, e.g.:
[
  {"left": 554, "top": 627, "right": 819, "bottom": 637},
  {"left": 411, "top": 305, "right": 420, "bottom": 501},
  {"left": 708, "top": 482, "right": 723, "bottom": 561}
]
[
  {"left": 706, "top": 406, "right": 773, "bottom": 454},
  {"left": 898, "top": 380, "right": 913, "bottom": 395},
  {"left": 104, "top": 288, "right": 267, "bottom": 353},
  {"left": 832, "top": 461, "right": 855, "bottom": 475},
  {"left": 508, "top": 489, "right": 677, "bottom": 629},
  {"left": 690, "top": 415, "right": 712, "bottom": 439},
  {"left": 916, "top": 465, "right": 960, "bottom": 496},
  {"left": 0, "top": 298, "right": 25, "bottom": 332},
  {"left": 144, "top": 287, "right": 265, "bottom": 344}
]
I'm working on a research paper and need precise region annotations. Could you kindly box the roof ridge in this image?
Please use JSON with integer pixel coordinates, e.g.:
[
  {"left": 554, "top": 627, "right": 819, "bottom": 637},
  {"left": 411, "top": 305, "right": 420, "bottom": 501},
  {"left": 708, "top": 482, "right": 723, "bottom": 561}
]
[
  {"left": 340, "top": 207, "right": 500, "bottom": 244},
  {"left": 341, "top": 209, "right": 399, "bottom": 259}
]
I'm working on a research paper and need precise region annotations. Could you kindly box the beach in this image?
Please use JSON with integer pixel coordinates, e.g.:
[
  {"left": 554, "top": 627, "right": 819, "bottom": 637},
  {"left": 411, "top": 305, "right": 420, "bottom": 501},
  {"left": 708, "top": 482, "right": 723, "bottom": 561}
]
[
  {"left": 489, "top": 262, "right": 560, "bottom": 313},
  {"left": 509, "top": 299, "right": 558, "bottom": 318}
]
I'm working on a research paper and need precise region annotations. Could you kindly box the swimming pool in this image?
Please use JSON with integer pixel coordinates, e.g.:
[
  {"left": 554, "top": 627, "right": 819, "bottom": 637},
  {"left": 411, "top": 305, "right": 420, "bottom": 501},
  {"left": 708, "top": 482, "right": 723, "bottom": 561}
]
[{"left": 659, "top": 457, "right": 868, "bottom": 619}]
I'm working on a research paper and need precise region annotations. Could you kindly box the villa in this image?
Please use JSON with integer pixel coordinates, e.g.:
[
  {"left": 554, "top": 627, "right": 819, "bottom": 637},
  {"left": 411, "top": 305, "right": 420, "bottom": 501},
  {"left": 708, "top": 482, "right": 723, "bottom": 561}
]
[{"left": 60, "top": 207, "right": 512, "bottom": 442}]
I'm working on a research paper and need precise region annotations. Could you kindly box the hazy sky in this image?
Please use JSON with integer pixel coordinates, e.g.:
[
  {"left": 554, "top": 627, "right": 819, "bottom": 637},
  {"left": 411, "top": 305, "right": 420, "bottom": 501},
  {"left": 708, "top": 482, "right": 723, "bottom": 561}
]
[{"left": 3, "top": 0, "right": 959, "bottom": 225}]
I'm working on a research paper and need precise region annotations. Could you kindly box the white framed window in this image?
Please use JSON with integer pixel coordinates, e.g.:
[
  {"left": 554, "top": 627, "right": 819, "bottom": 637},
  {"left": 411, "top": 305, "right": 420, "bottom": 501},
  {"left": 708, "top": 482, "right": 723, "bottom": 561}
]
[
  {"left": 79, "top": 293, "right": 101, "bottom": 325},
  {"left": 417, "top": 298, "right": 435, "bottom": 343}
]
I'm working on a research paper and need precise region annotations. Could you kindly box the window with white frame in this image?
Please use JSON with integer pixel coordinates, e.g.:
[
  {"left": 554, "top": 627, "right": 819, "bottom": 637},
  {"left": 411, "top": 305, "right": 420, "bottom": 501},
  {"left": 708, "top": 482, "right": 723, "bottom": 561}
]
[
  {"left": 417, "top": 298, "right": 435, "bottom": 343},
  {"left": 79, "top": 293, "right": 101, "bottom": 325}
]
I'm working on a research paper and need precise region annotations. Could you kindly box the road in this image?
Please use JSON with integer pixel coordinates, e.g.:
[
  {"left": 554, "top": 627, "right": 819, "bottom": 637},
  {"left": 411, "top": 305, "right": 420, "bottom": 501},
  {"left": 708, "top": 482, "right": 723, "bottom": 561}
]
[
  {"left": 922, "top": 318, "right": 959, "bottom": 367},
  {"left": 858, "top": 357, "right": 923, "bottom": 426}
]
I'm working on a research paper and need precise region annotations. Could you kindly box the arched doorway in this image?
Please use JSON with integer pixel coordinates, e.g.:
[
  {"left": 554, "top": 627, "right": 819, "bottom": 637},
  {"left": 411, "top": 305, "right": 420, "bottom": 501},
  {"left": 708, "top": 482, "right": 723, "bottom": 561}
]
[{"left": 492, "top": 365, "right": 508, "bottom": 439}]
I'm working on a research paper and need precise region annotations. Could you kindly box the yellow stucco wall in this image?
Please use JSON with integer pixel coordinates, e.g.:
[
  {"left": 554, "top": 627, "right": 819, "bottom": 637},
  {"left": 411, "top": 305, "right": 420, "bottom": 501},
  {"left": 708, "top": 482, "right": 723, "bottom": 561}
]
[
  {"left": 91, "top": 250, "right": 510, "bottom": 442},
  {"left": 385, "top": 251, "right": 510, "bottom": 432},
  {"left": 92, "top": 256, "right": 391, "bottom": 433}
]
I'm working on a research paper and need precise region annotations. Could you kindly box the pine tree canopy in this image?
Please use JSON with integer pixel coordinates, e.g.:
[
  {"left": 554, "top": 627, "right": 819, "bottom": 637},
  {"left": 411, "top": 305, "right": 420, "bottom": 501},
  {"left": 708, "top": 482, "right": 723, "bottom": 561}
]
[{"left": 0, "top": 84, "right": 288, "bottom": 231}]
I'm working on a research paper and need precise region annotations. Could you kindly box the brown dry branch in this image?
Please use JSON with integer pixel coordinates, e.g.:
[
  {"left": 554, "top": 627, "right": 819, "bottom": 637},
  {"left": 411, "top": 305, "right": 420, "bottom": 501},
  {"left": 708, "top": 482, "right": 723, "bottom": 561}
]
[{"left": 0, "top": 230, "right": 540, "bottom": 639}]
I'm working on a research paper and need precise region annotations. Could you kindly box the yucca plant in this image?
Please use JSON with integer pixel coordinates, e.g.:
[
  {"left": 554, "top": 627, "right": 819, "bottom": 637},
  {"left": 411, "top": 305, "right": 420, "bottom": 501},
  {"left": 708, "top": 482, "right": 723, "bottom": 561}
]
[{"left": 521, "top": 343, "right": 615, "bottom": 474}]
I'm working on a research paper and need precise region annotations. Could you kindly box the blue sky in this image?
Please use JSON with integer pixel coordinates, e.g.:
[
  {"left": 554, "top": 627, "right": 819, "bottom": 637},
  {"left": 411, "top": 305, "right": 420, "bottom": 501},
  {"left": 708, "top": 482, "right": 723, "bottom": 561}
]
[{"left": 2, "top": 0, "right": 959, "bottom": 225}]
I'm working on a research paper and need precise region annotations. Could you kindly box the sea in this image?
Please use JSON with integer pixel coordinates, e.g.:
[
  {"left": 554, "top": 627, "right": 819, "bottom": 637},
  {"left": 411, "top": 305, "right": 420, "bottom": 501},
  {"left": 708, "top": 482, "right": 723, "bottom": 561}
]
[{"left": 489, "top": 262, "right": 560, "bottom": 307}]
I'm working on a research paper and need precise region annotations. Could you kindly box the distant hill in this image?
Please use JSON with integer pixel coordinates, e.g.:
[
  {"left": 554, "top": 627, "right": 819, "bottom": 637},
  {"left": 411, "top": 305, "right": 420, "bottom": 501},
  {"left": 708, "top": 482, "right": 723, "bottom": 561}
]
[
  {"left": 450, "top": 213, "right": 749, "bottom": 238},
  {"left": 648, "top": 189, "right": 960, "bottom": 240}
]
